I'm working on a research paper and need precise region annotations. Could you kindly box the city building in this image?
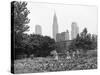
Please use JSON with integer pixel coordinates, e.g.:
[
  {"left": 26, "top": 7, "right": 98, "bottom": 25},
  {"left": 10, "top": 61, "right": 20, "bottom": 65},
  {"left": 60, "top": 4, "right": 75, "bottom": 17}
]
[
  {"left": 71, "top": 22, "right": 79, "bottom": 40},
  {"left": 65, "top": 30, "right": 69, "bottom": 40},
  {"left": 35, "top": 25, "right": 42, "bottom": 35},
  {"left": 52, "top": 12, "right": 58, "bottom": 41},
  {"left": 56, "top": 30, "right": 69, "bottom": 42}
]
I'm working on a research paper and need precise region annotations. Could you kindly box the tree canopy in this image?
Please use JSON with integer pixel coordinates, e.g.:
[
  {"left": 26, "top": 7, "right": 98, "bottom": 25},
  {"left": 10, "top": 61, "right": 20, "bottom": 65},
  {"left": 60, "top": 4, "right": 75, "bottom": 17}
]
[
  {"left": 69, "top": 28, "right": 97, "bottom": 53},
  {"left": 11, "top": 1, "right": 30, "bottom": 59}
]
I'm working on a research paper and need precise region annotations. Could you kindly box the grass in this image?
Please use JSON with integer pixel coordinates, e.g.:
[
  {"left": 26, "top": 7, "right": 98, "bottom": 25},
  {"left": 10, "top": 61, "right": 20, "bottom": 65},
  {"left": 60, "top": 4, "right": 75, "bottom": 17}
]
[{"left": 14, "top": 54, "right": 97, "bottom": 74}]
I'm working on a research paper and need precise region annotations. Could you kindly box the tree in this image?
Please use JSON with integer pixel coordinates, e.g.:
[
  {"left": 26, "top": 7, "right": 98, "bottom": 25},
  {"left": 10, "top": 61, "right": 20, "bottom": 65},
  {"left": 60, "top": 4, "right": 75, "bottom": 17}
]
[
  {"left": 69, "top": 28, "right": 97, "bottom": 53},
  {"left": 11, "top": 1, "right": 30, "bottom": 59},
  {"left": 12, "top": 1, "right": 30, "bottom": 33},
  {"left": 40, "top": 36, "right": 56, "bottom": 57},
  {"left": 27, "top": 34, "right": 56, "bottom": 57},
  {"left": 91, "top": 34, "right": 97, "bottom": 50}
]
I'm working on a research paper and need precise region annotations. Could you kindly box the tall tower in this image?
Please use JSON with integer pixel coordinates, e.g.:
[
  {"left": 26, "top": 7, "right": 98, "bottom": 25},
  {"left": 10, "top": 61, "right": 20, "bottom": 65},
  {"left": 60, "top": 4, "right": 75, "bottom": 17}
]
[
  {"left": 35, "top": 25, "right": 42, "bottom": 35},
  {"left": 71, "top": 22, "right": 79, "bottom": 40},
  {"left": 53, "top": 12, "right": 58, "bottom": 41}
]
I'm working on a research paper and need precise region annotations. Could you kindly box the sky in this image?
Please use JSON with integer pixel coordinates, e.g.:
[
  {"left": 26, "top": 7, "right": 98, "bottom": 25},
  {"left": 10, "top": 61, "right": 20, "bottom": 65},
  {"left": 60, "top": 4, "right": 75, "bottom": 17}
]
[{"left": 27, "top": 2, "right": 98, "bottom": 39}]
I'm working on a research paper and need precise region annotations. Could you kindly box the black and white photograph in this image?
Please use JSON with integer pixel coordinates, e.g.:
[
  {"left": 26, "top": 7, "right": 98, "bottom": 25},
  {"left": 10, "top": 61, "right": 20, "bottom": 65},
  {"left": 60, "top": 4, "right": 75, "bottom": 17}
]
[{"left": 11, "top": 1, "right": 97, "bottom": 74}]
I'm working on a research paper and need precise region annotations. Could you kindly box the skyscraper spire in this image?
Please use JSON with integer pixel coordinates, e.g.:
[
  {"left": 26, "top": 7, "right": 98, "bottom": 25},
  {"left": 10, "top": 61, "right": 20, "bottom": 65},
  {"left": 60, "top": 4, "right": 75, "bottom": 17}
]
[{"left": 53, "top": 11, "right": 58, "bottom": 41}]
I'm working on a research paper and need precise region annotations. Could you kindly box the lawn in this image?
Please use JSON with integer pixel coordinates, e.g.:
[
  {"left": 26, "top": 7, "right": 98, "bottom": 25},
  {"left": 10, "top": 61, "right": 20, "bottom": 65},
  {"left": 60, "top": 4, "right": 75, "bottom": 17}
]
[{"left": 14, "top": 55, "right": 97, "bottom": 74}]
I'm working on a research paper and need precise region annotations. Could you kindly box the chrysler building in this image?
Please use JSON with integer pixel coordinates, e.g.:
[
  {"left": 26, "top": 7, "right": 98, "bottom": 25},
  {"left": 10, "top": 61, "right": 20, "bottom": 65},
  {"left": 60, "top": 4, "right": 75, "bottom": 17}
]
[{"left": 52, "top": 12, "right": 58, "bottom": 41}]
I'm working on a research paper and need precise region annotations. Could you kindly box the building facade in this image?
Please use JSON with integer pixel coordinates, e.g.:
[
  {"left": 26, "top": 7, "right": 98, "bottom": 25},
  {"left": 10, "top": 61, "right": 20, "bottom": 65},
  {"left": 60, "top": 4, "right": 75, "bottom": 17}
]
[
  {"left": 56, "top": 30, "right": 69, "bottom": 42},
  {"left": 65, "top": 30, "right": 69, "bottom": 40},
  {"left": 35, "top": 25, "right": 42, "bottom": 35},
  {"left": 71, "top": 22, "right": 79, "bottom": 40}
]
